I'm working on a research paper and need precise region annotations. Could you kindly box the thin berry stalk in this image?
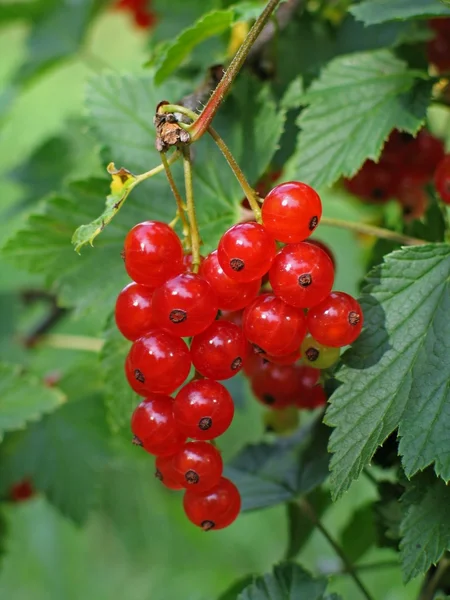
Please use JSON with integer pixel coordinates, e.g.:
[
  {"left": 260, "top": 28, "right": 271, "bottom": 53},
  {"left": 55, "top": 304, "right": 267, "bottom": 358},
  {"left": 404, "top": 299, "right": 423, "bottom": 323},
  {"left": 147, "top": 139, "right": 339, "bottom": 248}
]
[
  {"left": 182, "top": 147, "right": 201, "bottom": 272},
  {"left": 160, "top": 152, "right": 190, "bottom": 237}
]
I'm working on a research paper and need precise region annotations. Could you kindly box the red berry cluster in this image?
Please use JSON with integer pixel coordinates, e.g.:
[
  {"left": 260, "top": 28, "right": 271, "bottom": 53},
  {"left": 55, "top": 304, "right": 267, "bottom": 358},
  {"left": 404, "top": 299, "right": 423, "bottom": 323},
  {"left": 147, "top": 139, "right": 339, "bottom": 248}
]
[
  {"left": 115, "top": 181, "right": 363, "bottom": 530},
  {"left": 113, "top": 0, "right": 156, "bottom": 29},
  {"left": 344, "top": 128, "right": 445, "bottom": 220},
  {"left": 427, "top": 18, "right": 450, "bottom": 73}
]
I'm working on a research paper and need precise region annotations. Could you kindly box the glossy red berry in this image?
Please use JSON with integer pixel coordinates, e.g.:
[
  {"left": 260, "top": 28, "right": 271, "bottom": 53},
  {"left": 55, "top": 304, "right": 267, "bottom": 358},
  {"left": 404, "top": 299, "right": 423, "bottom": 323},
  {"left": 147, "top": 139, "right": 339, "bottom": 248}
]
[
  {"left": 396, "top": 175, "right": 428, "bottom": 221},
  {"left": 131, "top": 394, "right": 185, "bottom": 456},
  {"left": 173, "top": 378, "right": 234, "bottom": 440},
  {"left": 152, "top": 273, "right": 219, "bottom": 337},
  {"left": 262, "top": 181, "right": 322, "bottom": 242},
  {"left": 308, "top": 239, "right": 336, "bottom": 269},
  {"left": 115, "top": 282, "right": 154, "bottom": 341},
  {"left": 307, "top": 292, "right": 363, "bottom": 347},
  {"left": 219, "top": 309, "right": 244, "bottom": 328},
  {"left": 217, "top": 222, "right": 276, "bottom": 282},
  {"left": 155, "top": 455, "right": 184, "bottom": 490},
  {"left": 409, "top": 130, "right": 445, "bottom": 177},
  {"left": 251, "top": 362, "right": 303, "bottom": 409},
  {"left": 264, "top": 348, "right": 301, "bottom": 366},
  {"left": 190, "top": 321, "right": 248, "bottom": 380},
  {"left": 183, "top": 477, "right": 241, "bottom": 531},
  {"left": 243, "top": 294, "right": 307, "bottom": 356},
  {"left": 269, "top": 242, "right": 334, "bottom": 309},
  {"left": 125, "top": 329, "right": 191, "bottom": 395},
  {"left": 434, "top": 155, "right": 450, "bottom": 204},
  {"left": 123, "top": 221, "right": 183, "bottom": 288},
  {"left": 173, "top": 441, "right": 223, "bottom": 492},
  {"left": 200, "top": 250, "right": 261, "bottom": 310}
]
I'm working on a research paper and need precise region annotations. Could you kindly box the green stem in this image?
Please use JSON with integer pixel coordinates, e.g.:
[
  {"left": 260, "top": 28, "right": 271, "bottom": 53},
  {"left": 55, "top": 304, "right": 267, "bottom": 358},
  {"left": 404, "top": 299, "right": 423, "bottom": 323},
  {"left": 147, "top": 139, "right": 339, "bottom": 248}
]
[
  {"left": 160, "top": 152, "right": 189, "bottom": 237},
  {"left": 419, "top": 557, "right": 450, "bottom": 600},
  {"left": 299, "top": 499, "right": 374, "bottom": 600},
  {"left": 37, "top": 334, "right": 104, "bottom": 353},
  {"left": 207, "top": 127, "right": 262, "bottom": 222},
  {"left": 188, "top": 0, "right": 282, "bottom": 141},
  {"left": 159, "top": 103, "right": 262, "bottom": 222},
  {"left": 135, "top": 150, "right": 180, "bottom": 184},
  {"left": 182, "top": 147, "right": 201, "bottom": 272},
  {"left": 320, "top": 217, "right": 426, "bottom": 246}
]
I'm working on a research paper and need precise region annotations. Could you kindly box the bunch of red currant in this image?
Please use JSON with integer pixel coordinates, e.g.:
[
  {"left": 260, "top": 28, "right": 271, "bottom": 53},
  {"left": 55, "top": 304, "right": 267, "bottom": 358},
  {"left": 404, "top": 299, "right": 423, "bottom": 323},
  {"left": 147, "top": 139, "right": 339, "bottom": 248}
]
[
  {"left": 115, "top": 181, "right": 363, "bottom": 531},
  {"left": 344, "top": 127, "right": 446, "bottom": 219},
  {"left": 113, "top": 0, "right": 156, "bottom": 30}
]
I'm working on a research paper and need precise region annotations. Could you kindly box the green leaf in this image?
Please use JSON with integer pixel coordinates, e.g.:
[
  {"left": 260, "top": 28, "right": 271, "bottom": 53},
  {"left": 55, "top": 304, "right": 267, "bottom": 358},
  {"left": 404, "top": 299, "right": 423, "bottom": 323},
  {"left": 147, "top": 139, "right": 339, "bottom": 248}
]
[
  {"left": 325, "top": 244, "right": 450, "bottom": 499},
  {"left": 0, "top": 363, "right": 65, "bottom": 440},
  {"left": 85, "top": 73, "right": 284, "bottom": 253},
  {"left": 400, "top": 472, "right": 450, "bottom": 582},
  {"left": 226, "top": 419, "right": 330, "bottom": 511},
  {"left": 340, "top": 503, "right": 376, "bottom": 563},
  {"left": 285, "top": 488, "right": 331, "bottom": 560},
  {"left": 351, "top": 0, "right": 450, "bottom": 25},
  {"left": 100, "top": 317, "right": 138, "bottom": 432},
  {"left": 286, "top": 50, "right": 432, "bottom": 189},
  {"left": 72, "top": 164, "right": 138, "bottom": 252},
  {"left": 153, "top": 10, "right": 234, "bottom": 85},
  {"left": 2, "top": 179, "right": 129, "bottom": 318},
  {"left": 13, "top": 0, "right": 105, "bottom": 84},
  {"left": 374, "top": 481, "right": 403, "bottom": 550},
  {"left": 0, "top": 363, "right": 111, "bottom": 523},
  {"left": 218, "top": 575, "right": 256, "bottom": 600},
  {"left": 237, "top": 563, "right": 328, "bottom": 600}
]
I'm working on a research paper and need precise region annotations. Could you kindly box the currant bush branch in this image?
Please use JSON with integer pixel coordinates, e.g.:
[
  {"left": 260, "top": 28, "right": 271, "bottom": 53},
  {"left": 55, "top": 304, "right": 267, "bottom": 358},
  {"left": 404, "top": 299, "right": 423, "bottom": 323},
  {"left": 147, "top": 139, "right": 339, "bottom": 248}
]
[
  {"left": 320, "top": 217, "right": 427, "bottom": 246},
  {"left": 159, "top": 104, "right": 262, "bottom": 222},
  {"left": 419, "top": 556, "right": 450, "bottom": 600},
  {"left": 36, "top": 334, "right": 104, "bottom": 353},
  {"left": 188, "top": 0, "right": 283, "bottom": 141},
  {"left": 298, "top": 498, "right": 375, "bottom": 600},
  {"left": 182, "top": 147, "right": 201, "bottom": 271}
]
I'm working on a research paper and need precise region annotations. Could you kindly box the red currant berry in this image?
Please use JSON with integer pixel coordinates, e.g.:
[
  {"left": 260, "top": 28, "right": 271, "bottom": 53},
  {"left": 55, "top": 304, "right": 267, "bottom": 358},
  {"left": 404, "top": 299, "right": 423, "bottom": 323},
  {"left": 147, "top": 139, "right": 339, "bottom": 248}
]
[
  {"left": 131, "top": 394, "right": 185, "bottom": 456},
  {"left": 152, "top": 273, "right": 219, "bottom": 337},
  {"left": 409, "top": 130, "right": 445, "bottom": 177},
  {"left": 243, "top": 294, "right": 307, "bottom": 356},
  {"left": 217, "top": 222, "right": 276, "bottom": 282},
  {"left": 434, "top": 155, "right": 450, "bottom": 204},
  {"left": 262, "top": 181, "right": 322, "bottom": 242},
  {"left": 307, "top": 291, "right": 363, "bottom": 347},
  {"left": 200, "top": 250, "right": 261, "bottom": 310},
  {"left": 396, "top": 174, "right": 428, "bottom": 221},
  {"left": 308, "top": 239, "right": 336, "bottom": 269},
  {"left": 123, "top": 221, "right": 183, "bottom": 288},
  {"left": 264, "top": 348, "right": 301, "bottom": 366},
  {"left": 219, "top": 309, "right": 244, "bottom": 328},
  {"left": 251, "top": 362, "right": 299, "bottom": 410},
  {"left": 343, "top": 161, "right": 396, "bottom": 202},
  {"left": 173, "top": 379, "right": 234, "bottom": 440},
  {"left": 183, "top": 253, "right": 205, "bottom": 272},
  {"left": 301, "top": 334, "right": 340, "bottom": 369},
  {"left": 269, "top": 242, "right": 334, "bottom": 309},
  {"left": 155, "top": 455, "right": 184, "bottom": 490},
  {"left": 183, "top": 477, "right": 241, "bottom": 531},
  {"left": 427, "top": 20, "right": 450, "bottom": 72},
  {"left": 190, "top": 321, "right": 248, "bottom": 380},
  {"left": 173, "top": 441, "right": 223, "bottom": 492},
  {"left": 115, "top": 282, "right": 154, "bottom": 341},
  {"left": 295, "top": 384, "right": 327, "bottom": 410},
  {"left": 125, "top": 329, "right": 191, "bottom": 395}
]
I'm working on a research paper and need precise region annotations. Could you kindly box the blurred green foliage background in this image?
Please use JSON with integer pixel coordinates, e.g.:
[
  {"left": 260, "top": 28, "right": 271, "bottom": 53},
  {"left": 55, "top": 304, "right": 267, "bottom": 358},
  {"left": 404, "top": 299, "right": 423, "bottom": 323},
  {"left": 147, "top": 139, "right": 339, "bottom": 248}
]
[{"left": 0, "top": 4, "right": 438, "bottom": 599}]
